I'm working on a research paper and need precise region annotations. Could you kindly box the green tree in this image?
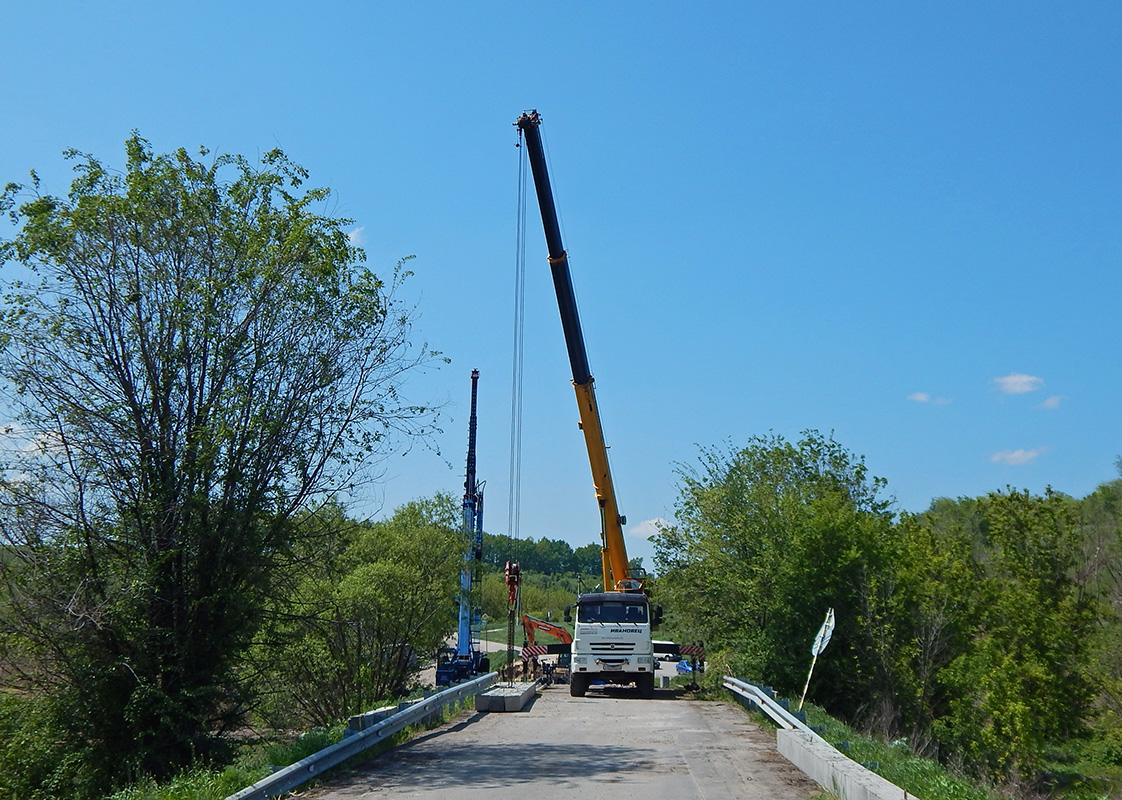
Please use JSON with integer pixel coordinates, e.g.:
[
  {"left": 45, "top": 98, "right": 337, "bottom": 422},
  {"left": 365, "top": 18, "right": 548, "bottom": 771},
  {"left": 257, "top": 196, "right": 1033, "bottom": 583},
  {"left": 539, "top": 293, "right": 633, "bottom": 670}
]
[
  {"left": 573, "top": 543, "right": 605, "bottom": 576},
  {"left": 934, "top": 489, "right": 1100, "bottom": 783},
  {"left": 1076, "top": 479, "right": 1122, "bottom": 763},
  {"left": 868, "top": 503, "right": 978, "bottom": 754},
  {"left": 1078, "top": 479, "right": 1122, "bottom": 602},
  {"left": 0, "top": 136, "right": 439, "bottom": 795},
  {"left": 480, "top": 532, "right": 603, "bottom": 575},
  {"left": 653, "top": 431, "right": 895, "bottom": 718},
  {"left": 256, "top": 497, "right": 460, "bottom": 727}
]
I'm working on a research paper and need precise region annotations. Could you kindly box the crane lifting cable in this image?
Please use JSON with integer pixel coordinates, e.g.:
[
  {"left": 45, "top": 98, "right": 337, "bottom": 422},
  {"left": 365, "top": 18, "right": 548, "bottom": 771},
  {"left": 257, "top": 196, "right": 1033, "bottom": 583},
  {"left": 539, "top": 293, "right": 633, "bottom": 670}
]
[{"left": 505, "top": 126, "right": 530, "bottom": 680}]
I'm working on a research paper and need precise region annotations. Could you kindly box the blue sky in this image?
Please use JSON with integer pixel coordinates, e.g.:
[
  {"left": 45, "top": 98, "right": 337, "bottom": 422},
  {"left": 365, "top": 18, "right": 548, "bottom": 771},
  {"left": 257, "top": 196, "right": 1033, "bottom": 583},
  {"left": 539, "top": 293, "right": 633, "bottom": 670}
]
[{"left": 2, "top": 3, "right": 1119, "bottom": 567}]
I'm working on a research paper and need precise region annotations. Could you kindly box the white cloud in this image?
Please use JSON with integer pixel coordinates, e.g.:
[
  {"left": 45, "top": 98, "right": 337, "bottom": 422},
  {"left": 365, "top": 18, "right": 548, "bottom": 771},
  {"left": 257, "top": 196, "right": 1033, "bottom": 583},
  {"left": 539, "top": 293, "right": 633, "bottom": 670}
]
[
  {"left": 908, "top": 392, "right": 950, "bottom": 405},
  {"left": 989, "top": 447, "right": 1046, "bottom": 466},
  {"left": 993, "top": 373, "right": 1044, "bottom": 395},
  {"left": 1037, "top": 395, "right": 1063, "bottom": 410},
  {"left": 348, "top": 226, "right": 366, "bottom": 245},
  {"left": 1, "top": 422, "right": 54, "bottom": 456},
  {"left": 627, "top": 517, "right": 668, "bottom": 541}
]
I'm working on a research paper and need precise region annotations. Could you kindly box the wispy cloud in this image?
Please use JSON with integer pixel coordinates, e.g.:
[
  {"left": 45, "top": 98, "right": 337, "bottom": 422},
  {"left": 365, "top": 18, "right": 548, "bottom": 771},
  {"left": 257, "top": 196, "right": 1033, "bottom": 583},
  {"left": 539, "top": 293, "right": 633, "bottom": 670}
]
[
  {"left": 993, "top": 373, "right": 1043, "bottom": 395},
  {"left": 908, "top": 392, "right": 950, "bottom": 405},
  {"left": 627, "top": 518, "right": 668, "bottom": 541},
  {"left": 1037, "top": 395, "right": 1063, "bottom": 410},
  {"left": 990, "top": 447, "right": 1046, "bottom": 466},
  {"left": 348, "top": 226, "right": 365, "bottom": 245},
  {"left": 1, "top": 422, "right": 55, "bottom": 456}
]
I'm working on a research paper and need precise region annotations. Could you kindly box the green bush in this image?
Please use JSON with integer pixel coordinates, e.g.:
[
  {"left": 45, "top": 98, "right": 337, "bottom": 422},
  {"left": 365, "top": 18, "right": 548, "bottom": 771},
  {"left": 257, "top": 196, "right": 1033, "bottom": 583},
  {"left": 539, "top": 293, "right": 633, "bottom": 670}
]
[{"left": 0, "top": 692, "right": 88, "bottom": 800}]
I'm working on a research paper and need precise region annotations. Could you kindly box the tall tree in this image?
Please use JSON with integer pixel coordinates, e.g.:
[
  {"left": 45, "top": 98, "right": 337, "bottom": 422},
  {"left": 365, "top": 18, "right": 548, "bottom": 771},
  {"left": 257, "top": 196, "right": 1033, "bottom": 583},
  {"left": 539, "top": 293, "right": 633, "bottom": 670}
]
[
  {"left": 653, "top": 431, "right": 896, "bottom": 717},
  {"left": 869, "top": 503, "right": 979, "bottom": 754},
  {"left": 934, "top": 489, "right": 1099, "bottom": 783},
  {"left": 0, "top": 136, "right": 439, "bottom": 793}
]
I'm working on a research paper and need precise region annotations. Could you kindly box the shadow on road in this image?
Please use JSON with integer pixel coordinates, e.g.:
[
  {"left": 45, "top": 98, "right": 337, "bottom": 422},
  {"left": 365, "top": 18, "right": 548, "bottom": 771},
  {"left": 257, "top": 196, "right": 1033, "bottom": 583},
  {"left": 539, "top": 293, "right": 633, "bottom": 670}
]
[{"left": 344, "top": 740, "right": 664, "bottom": 791}]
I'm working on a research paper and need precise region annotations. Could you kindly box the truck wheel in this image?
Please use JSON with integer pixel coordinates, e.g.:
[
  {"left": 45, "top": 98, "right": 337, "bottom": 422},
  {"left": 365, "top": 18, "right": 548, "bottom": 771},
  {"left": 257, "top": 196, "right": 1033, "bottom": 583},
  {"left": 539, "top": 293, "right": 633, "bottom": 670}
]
[
  {"left": 570, "top": 673, "right": 589, "bottom": 697},
  {"left": 638, "top": 672, "right": 655, "bottom": 699}
]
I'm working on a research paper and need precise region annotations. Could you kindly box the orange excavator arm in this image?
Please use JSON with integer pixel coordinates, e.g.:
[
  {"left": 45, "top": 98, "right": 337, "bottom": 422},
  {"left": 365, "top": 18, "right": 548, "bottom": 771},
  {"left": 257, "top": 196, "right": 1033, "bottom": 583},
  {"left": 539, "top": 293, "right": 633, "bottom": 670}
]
[{"left": 522, "top": 614, "right": 573, "bottom": 646}]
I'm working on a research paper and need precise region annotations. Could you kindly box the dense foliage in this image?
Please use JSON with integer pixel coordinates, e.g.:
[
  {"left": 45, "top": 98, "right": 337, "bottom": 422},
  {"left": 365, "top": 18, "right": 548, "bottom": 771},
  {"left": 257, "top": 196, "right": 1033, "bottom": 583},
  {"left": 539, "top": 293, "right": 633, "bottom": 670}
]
[
  {"left": 653, "top": 431, "right": 896, "bottom": 715},
  {"left": 655, "top": 431, "right": 1121, "bottom": 790},
  {"left": 0, "top": 137, "right": 439, "bottom": 798},
  {"left": 253, "top": 497, "right": 461, "bottom": 728}
]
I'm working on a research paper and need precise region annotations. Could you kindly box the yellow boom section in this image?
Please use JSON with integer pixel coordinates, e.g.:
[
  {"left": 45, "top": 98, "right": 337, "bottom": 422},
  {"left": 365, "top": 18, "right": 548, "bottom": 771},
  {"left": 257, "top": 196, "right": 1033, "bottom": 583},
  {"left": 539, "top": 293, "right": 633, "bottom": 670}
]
[{"left": 572, "top": 380, "right": 632, "bottom": 592}]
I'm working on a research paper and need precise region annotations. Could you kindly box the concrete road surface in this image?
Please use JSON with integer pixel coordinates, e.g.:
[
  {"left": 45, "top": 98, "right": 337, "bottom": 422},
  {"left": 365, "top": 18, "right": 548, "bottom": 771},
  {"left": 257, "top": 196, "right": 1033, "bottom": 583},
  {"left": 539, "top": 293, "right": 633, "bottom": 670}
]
[{"left": 307, "top": 685, "right": 821, "bottom": 799}]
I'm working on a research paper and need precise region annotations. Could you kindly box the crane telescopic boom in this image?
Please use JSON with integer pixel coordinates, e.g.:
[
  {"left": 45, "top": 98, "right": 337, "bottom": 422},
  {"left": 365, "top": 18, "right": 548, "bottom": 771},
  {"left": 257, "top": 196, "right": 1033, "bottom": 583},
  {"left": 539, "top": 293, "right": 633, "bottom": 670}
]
[{"left": 515, "top": 110, "right": 636, "bottom": 593}]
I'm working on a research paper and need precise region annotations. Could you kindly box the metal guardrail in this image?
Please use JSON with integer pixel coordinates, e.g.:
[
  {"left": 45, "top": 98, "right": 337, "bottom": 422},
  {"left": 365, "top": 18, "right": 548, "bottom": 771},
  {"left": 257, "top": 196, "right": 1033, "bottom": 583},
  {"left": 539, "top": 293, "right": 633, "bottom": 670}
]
[
  {"left": 225, "top": 672, "right": 498, "bottom": 800},
  {"left": 724, "top": 675, "right": 913, "bottom": 800},
  {"left": 722, "top": 675, "right": 816, "bottom": 735}
]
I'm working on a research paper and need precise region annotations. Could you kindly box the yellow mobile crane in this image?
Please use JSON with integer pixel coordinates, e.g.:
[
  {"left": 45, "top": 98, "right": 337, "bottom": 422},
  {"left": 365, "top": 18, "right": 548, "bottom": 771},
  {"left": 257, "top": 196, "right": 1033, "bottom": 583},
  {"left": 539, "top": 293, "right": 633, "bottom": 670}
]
[
  {"left": 516, "top": 110, "right": 662, "bottom": 698},
  {"left": 515, "top": 110, "right": 637, "bottom": 595}
]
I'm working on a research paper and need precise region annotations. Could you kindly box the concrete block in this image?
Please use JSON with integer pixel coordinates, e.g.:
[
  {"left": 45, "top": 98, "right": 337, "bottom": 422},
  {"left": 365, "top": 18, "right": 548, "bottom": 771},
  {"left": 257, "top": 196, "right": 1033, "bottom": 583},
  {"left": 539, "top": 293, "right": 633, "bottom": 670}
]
[
  {"left": 346, "top": 705, "right": 398, "bottom": 733},
  {"left": 475, "top": 682, "right": 537, "bottom": 712},
  {"left": 778, "top": 730, "right": 907, "bottom": 800},
  {"left": 348, "top": 695, "right": 442, "bottom": 733}
]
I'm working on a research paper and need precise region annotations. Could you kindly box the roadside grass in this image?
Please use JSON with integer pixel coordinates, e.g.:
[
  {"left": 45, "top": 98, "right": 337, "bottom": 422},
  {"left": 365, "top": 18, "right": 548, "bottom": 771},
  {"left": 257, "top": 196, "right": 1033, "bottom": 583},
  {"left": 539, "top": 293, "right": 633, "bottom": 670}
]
[
  {"left": 801, "top": 704, "right": 1118, "bottom": 800},
  {"left": 106, "top": 766, "right": 268, "bottom": 800},
  {"left": 796, "top": 704, "right": 997, "bottom": 800},
  {"left": 710, "top": 681, "right": 1116, "bottom": 800}
]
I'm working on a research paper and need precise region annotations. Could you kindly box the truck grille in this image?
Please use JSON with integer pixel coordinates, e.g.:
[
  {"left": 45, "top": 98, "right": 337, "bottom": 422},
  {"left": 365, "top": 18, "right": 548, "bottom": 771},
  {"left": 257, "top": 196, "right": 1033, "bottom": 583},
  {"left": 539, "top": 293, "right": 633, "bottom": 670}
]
[{"left": 589, "top": 641, "right": 635, "bottom": 654}]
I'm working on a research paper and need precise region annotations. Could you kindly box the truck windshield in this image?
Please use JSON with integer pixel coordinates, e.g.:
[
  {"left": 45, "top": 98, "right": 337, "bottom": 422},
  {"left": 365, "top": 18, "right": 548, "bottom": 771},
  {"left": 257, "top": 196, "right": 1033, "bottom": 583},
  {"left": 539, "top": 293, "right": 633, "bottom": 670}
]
[{"left": 578, "top": 601, "right": 648, "bottom": 624}]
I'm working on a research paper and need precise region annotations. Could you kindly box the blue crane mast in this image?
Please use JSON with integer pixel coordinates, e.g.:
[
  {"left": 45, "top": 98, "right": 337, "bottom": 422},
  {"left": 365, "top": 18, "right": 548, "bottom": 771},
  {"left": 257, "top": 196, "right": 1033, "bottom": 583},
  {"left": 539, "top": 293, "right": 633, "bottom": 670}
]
[{"left": 436, "top": 369, "right": 490, "bottom": 685}]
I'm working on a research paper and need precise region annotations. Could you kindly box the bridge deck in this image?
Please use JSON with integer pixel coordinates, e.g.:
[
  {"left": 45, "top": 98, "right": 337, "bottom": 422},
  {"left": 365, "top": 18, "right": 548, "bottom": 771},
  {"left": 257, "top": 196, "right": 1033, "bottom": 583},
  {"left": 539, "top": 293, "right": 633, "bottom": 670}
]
[{"left": 307, "top": 685, "right": 819, "bottom": 799}]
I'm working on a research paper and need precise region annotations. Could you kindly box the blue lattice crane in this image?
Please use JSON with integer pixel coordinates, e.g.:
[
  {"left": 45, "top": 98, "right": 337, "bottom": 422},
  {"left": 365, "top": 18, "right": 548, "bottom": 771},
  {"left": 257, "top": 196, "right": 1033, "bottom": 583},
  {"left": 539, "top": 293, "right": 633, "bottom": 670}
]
[{"left": 436, "top": 369, "right": 490, "bottom": 685}]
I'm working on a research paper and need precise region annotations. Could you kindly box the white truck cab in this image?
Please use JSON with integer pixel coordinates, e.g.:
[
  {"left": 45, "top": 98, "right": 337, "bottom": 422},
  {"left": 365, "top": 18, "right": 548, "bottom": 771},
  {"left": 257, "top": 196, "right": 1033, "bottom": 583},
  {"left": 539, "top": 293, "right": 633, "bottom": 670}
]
[{"left": 566, "top": 592, "right": 659, "bottom": 698}]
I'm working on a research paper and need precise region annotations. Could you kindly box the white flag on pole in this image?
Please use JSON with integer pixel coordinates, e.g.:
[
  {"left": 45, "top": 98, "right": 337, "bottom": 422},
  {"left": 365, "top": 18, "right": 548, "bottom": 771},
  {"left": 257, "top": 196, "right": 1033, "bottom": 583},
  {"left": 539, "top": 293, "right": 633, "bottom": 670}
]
[{"left": 811, "top": 607, "right": 835, "bottom": 656}]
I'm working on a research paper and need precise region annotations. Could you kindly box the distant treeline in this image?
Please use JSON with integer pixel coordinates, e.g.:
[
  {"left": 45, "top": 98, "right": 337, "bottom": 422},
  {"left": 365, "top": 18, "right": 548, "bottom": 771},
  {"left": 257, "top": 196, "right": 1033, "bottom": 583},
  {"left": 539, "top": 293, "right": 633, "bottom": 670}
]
[{"left": 480, "top": 531, "right": 606, "bottom": 576}]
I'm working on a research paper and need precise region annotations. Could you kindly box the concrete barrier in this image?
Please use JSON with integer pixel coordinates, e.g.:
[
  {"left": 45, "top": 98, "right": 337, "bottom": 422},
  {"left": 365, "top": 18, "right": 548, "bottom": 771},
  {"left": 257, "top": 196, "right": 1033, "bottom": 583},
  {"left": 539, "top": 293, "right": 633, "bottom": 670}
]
[
  {"left": 346, "top": 705, "right": 398, "bottom": 734},
  {"left": 778, "top": 730, "right": 909, "bottom": 800},
  {"left": 725, "top": 677, "right": 911, "bottom": 800},
  {"left": 345, "top": 692, "right": 446, "bottom": 736},
  {"left": 475, "top": 681, "right": 538, "bottom": 712}
]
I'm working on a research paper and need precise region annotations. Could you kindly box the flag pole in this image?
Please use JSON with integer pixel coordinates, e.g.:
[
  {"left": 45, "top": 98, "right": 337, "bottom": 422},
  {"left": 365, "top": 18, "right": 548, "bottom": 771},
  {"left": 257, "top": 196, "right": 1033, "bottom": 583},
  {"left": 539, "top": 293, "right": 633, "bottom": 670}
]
[{"left": 798, "top": 653, "right": 818, "bottom": 711}]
